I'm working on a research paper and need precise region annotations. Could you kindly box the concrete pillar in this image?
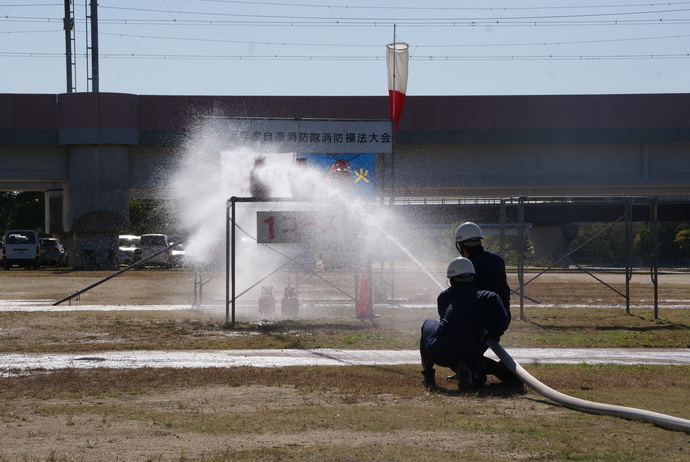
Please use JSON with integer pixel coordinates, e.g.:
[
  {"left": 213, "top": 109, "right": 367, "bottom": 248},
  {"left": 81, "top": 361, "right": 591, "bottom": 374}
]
[
  {"left": 45, "top": 189, "right": 63, "bottom": 235},
  {"left": 528, "top": 223, "right": 579, "bottom": 267},
  {"left": 62, "top": 182, "right": 70, "bottom": 233},
  {"left": 42, "top": 183, "right": 74, "bottom": 266},
  {"left": 69, "top": 145, "right": 129, "bottom": 270}
]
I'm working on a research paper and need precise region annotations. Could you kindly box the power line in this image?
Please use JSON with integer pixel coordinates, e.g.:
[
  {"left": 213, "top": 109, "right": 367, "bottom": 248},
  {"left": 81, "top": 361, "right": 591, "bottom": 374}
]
[
  {"left": 197, "top": 0, "right": 690, "bottom": 12},
  {"left": 96, "top": 3, "right": 690, "bottom": 23},
  {"left": 2, "top": 3, "right": 689, "bottom": 66},
  {"left": 4, "top": 17, "right": 686, "bottom": 27},
  {"left": 0, "top": 29, "right": 60, "bottom": 34},
  {"left": 4, "top": 22, "right": 690, "bottom": 59},
  {"left": 98, "top": 31, "right": 690, "bottom": 49},
  {"left": 5, "top": 2, "right": 690, "bottom": 26},
  {"left": 3, "top": 50, "right": 688, "bottom": 61},
  {"left": 0, "top": 3, "right": 61, "bottom": 6}
]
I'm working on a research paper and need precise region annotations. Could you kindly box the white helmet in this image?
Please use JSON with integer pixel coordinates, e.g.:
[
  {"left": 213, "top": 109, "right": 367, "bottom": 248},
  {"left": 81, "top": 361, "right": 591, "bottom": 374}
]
[
  {"left": 455, "top": 222, "right": 483, "bottom": 243},
  {"left": 446, "top": 257, "right": 475, "bottom": 279}
]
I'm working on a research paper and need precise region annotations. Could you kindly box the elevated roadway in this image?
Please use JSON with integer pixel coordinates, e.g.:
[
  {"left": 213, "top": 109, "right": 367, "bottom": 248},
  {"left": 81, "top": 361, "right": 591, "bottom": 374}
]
[
  {"left": 392, "top": 197, "right": 690, "bottom": 225},
  {"left": 1, "top": 92, "right": 689, "bottom": 267},
  {"left": 2, "top": 92, "right": 690, "bottom": 199}
]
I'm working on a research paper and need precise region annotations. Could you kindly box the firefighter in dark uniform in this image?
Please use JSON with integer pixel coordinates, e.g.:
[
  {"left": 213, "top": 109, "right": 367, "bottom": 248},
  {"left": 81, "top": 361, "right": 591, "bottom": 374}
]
[
  {"left": 249, "top": 156, "right": 270, "bottom": 199},
  {"left": 454, "top": 222, "right": 512, "bottom": 323},
  {"left": 420, "top": 257, "right": 509, "bottom": 391},
  {"left": 450, "top": 222, "right": 521, "bottom": 388}
]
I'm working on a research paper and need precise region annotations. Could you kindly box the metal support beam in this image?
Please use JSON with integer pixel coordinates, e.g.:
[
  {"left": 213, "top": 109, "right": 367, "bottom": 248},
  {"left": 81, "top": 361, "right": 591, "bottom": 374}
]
[
  {"left": 517, "top": 196, "right": 525, "bottom": 321},
  {"left": 625, "top": 199, "right": 633, "bottom": 314},
  {"left": 499, "top": 198, "right": 506, "bottom": 256},
  {"left": 650, "top": 197, "right": 659, "bottom": 319},
  {"left": 89, "top": 0, "right": 99, "bottom": 92},
  {"left": 225, "top": 197, "right": 235, "bottom": 325},
  {"left": 63, "top": 0, "right": 75, "bottom": 93}
]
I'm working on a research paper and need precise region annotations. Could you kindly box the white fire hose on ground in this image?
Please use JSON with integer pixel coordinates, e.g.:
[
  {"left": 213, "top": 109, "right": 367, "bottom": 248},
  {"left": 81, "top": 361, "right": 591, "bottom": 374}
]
[{"left": 486, "top": 339, "right": 690, "bottom": 433}]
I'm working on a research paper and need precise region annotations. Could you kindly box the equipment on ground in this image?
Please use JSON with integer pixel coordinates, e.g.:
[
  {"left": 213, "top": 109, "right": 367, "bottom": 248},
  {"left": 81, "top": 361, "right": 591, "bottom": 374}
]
[
  {"left": 258, "top": 285, "right": 276, "bottom": 316},
  {"left": 281, "top": 286, "right": 299, "bottom": 318}
]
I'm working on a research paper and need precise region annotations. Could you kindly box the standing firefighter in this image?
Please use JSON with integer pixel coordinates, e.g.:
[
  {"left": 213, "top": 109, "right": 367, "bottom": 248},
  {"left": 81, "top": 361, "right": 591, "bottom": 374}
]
[
  {"left": 451, "top": 222, "right": 522, "bottom": 389},
  {"left": 249, "top": 156, "right": 270, "bottom": 199},
  {"left": 454, "top": 222, "right": 512, "bottom": 322},
  {"left": 420, "top": 257, "right": 509, "bottom": 391}
]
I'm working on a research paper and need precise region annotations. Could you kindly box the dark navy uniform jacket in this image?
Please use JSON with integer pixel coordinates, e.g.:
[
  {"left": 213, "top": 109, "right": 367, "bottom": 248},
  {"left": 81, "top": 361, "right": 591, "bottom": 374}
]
[
  {"left": 434, "top": 285, "right": 509, "bottom": 349},
  {"left": 468, "top": 248, "right": 511, "bottom": 318}
]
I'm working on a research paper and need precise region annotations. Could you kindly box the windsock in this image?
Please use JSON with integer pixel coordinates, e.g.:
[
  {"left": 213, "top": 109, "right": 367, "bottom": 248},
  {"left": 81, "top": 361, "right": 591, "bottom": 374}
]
[{"left": 386, "top": 42, "right": 409, "bottom": 132}]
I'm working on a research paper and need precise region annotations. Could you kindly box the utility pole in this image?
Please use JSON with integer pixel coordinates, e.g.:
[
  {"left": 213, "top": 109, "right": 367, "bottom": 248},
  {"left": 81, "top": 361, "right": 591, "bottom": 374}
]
[
  {"left": 89, "top": 0, "right": 99, "bottom": 93},
  {"left": 63, "top": 0, "right": 76, "bottom": 93},
  {"left": 63, "top": 0, "right": 99, "bottom": 93}
]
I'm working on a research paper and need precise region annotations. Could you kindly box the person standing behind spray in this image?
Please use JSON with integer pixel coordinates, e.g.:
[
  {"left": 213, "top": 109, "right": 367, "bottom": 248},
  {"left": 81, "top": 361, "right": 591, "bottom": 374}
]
[
  {"left": 420, "top": 257, "right": 509, "bottom": 391},
  {"left": 249, "top": 156, "right": 270, "bottom": 199},
  {"left": 449, "top": 222, "right": 522, "bottom": 389}
]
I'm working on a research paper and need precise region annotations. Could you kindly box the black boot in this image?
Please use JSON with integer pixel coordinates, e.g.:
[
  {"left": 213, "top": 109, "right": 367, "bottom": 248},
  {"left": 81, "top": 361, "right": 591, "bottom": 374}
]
[
  {"left": 490, "top": 361, "right": 525, "bottom": 391},
  {"left": 456, "top": 362, "right": 474, "bottom": 391},
  {"left": 421, "top": 369, "right": 436, "bottom": 388},
  {"left": 421, "top": 359, "right": 436, "bottom": 388}
]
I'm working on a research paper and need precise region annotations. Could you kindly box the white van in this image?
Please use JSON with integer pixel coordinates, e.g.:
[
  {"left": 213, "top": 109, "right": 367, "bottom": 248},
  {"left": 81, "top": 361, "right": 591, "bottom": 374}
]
[
  {"left": 118, "top": 235, "right": 140, "bottom": 266},
  {"left": 138, "top": 234, "right": 172, "bottom": 268},
  {"left": 3, "top": 230, "right": 40, "bottom": 270}
]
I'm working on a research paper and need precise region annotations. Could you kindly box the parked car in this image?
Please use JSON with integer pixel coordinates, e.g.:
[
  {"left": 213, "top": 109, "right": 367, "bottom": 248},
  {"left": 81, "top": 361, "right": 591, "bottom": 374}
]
[
  {"left": 170, "top": 243, "right": 187, "bottom": 267},
  {"left": 2, "top": 230, "right": 40, "bottom": 270},
  {"left": 137, "top": 234, "right": 172, "bottom": 268},
  {"left": 39, "top": 238, "right": 68, "bottom": 266},
  {"left": 118, "top": 234, "right": 141, "bottom": 266}
]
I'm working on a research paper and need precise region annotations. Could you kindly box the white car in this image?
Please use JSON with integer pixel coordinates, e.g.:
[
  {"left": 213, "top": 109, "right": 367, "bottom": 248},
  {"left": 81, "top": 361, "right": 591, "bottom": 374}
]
[
  {"left": 170, "top": 243, "right": 187, "bottom": 267},
  {"left": 137, "top": 234, "right": 172, "bottom": 268},
  {"left": 3, "top": 230, "right": 40, "bottom": 270},
  {"left": 118, "top": 235, "right": 140, "bottom": 266}
]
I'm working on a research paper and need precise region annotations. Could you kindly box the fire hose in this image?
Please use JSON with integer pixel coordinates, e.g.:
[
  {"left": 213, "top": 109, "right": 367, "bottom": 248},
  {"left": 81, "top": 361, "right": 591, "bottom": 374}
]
[{"left": 486, "top": 339, "right": 690, "bottom": 433}]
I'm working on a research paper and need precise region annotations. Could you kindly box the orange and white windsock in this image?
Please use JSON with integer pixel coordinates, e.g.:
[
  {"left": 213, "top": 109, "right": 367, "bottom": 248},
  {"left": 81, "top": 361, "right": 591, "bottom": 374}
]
[{"left": 386, "top": 42, "right": 409, "bottom": 132}]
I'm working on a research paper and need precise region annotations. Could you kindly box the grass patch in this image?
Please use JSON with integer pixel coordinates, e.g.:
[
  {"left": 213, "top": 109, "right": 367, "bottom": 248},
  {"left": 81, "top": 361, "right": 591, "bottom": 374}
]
[{"left": 0, "top": 306, "right": 688, "bottom": 353}]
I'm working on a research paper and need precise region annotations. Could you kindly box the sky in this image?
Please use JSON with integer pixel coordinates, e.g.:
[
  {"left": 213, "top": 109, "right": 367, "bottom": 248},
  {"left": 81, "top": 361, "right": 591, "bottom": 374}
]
[{"left": 1, "top": 0, "right": 690, "bottom": 96}]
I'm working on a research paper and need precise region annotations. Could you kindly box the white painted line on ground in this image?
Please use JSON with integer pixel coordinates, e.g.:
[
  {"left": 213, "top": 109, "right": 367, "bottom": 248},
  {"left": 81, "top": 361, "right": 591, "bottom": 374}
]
[{"left": 1, "top": 348, "right": 688, "bottom": 376}]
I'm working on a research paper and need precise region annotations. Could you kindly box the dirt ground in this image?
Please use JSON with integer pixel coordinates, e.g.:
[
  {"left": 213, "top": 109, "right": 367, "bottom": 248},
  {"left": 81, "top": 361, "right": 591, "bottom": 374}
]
[
  {"left": 6, "top": 368, "right": 627, "bottom": 462},
  {"left": 0, "top": 382, "right": 576, "bottom": 461},
  {"left": 1, "top": 268, "right": 689, "bottom": 461}
]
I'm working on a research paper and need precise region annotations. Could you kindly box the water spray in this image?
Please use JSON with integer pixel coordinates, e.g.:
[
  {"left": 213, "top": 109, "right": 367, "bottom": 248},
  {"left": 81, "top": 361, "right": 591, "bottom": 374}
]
[{"left": 382, "top": 232, "right": 445, "bottom": 292}]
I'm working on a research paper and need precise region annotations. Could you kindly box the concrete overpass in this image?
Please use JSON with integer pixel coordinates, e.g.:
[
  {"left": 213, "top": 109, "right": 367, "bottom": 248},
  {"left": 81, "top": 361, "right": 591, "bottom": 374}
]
[{"left": 1, "top": 92, "right": 689, "bottom": 267}]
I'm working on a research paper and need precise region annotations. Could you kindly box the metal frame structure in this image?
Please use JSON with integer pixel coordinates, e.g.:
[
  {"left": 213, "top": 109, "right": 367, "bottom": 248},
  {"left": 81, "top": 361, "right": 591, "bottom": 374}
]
[
  {"left": 224, "top": 195, "right": 672, "bottom": 324},
  {"left": 225, "top": 196, "right": 376, "bottom": 325},
  {"left": 499, "top": 196, "right": 661, "bottom": 320}
]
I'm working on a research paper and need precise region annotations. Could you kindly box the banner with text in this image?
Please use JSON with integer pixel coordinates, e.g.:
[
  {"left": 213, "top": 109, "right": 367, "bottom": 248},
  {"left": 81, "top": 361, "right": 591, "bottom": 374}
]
[{"left": 202, "top": 118, "right": 392, "bottom": 154}]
